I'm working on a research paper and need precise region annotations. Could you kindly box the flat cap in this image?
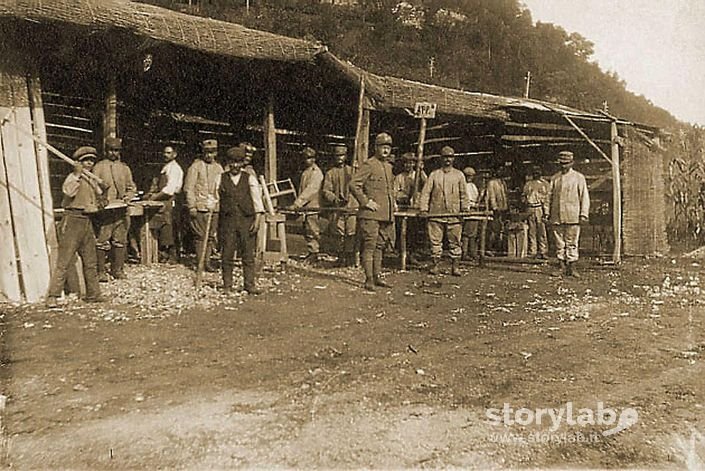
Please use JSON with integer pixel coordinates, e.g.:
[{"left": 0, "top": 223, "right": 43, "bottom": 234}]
[
  {"left": 73, "top": 146, "right": 98, "bottom": 161},
  {"left": 558, "top": 150, "right": 574, "bottom": 164},
  {"left": 440, "top": 146, "right": 455, "bottom": 156},
  {"left": 201, "top": 139, "right": 218, "bottom": 150},
  {"left": 226, "top": 146, "right": 246, "bottom": 162},
  {"left": 402, "top": 152, "right": 416, "bottom": 161},
  {"left": 463, "top": 166, "right": 476, "bottom": 176},
  {"left": 375, "top": 132, "right": 393, "bottom": 146},
  {"left": 332, "top": 144, "right": 348, "bottom": 156},
  {"left": 105, "top": 137, "right": 122, "bottom": 150},
  {"left": 302, "top": 147, "right": 317, "bottom": 159}
]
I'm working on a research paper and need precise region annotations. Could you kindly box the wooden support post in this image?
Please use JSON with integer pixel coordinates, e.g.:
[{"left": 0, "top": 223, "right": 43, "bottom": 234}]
[
  {"left": 353, "top": 77, "right": 369, "bottom": 167},
  {"left": 264, "top": 96, "right": 277, "bottom": 238},
  {"left": 400, "top": 216, "right": 408, "bottom": 270},
  {"left": 103, "top": 74, "right": 117, "bottom": 151},
  {"left": 611, "top": 121, "right": 622, "bottom": 264},
  {"left": 479, "top": 218, "right": 487, "bottom": 267},
  {"left": 411, "top": 117, "right": 427, "bottom": 205}
]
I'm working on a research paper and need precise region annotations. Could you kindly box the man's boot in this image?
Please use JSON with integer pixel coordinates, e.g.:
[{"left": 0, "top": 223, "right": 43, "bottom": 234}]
[
  {"left": 461, "top": 237, "right": 470, "bottom": 261},
  {"left": 363, "top": 252, "right": 375, "bottom": 292},
  {"left": 373, "top": 249, "right": 391, "bottom": 287},
  {"left": 167, "top": 246, "right": 179, "bottom": 265},
  {"left": 552, "top": 259, "right": 566, "bottom": 277},
  {"left": 222, "top": 264, "right": 233, "bottom": 292},
  {"left": 567, "top": 262, "right": 580, "bottom": 278},
  {"left": 112, "top": 246, "right": 126, "bottom": 279},
  {"left": 429, "top": 257, "right": 441, "bottom": 275},
  {"left": 451, "top": 258, "right": 462, "bottom": 277},
  {"left": 96, "top": 249, "right": 109, "bottom": 282}
]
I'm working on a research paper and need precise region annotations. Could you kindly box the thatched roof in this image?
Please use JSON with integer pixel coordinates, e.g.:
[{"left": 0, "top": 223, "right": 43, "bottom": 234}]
[{"left": 0, "top": 0, "right": 325, "bottom": 62}]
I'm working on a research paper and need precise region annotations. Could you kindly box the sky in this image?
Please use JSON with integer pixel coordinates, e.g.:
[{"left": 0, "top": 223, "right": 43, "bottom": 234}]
[{"left": 521, "top": 0, "right": 705, "bottom": 125}]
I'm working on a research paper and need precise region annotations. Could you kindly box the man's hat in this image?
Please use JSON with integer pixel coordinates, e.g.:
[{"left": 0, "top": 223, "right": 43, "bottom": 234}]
[
  {"left": 463, "top": 166, "right": 476, "bottom": 177},
  {"left": 73, "top": 146, "right": 98, "bottom": 161},
  {"left": 226, "top": 146, "right": 246, "bottom": 162},
  {"left": 558, "top": 151, "right": 574, "bottom": 164},
  {"left": 105, "top": 137, "right": 122, "bottom": 150},
  {"left": 332, "top": 144, "right": 348, "bottom": 156},
  {"left": 440, "top": 146, "right": 455, "bottom": 157},
  {"left": 201, "top": 139, "right": 218, "bottom": 151},
  {"left": 375, "top": 132, "right": 393, "bottom": 146},
  {"left": 302, "top": 146, "right": 316, "bottom": 159},
  {"left": 401, "top": 152, "right": 416, "bottom": 161}
]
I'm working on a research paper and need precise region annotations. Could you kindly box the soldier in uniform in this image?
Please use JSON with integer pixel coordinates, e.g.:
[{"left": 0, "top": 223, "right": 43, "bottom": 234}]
[
  {"left": 522, "top": 166, "right": 549, "bottom": 259},
  {"left": 146, "top": 145, "right": 184, "bottom": 263},
  {"left": 93, "top": 136, "right": 136, "bottom": 281},
  {"left": 350, "top": 132, "right": 397, "bottom": 291},
  {"left": 322, "top": 143, "right": 357, "bottom": 266},
  {"left": 291, "top": 147, "right": 324, "bottom": 262},
  {"left": 46, "top": 146, "right": 107, "bottom": 308},
  {"left": 184, "top": 139, "right": 224, "bottom": 271}
]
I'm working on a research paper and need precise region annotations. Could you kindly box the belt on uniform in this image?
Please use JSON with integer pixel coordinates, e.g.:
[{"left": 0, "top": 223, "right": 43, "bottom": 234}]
[
  {"left": 64, "top": 208, "right": 90, "bottom": 218},
  {"left": 527, "top": 204, "right": 543, "bottom": 208}
]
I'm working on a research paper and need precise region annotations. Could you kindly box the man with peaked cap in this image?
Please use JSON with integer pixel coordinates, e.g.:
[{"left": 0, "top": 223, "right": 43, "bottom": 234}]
[
  {"left": 350, "top": 132, "right": 397, "bottom": 291},
  {"left": 484, "top": 165, "right": 509, "bottom": 256},
  {"left": 418, "top": 146, "right": 469, "bottom": 276},
  {"left": 291, "top": 146, "right": 324, "bottom": 262},
  {"left": 46, "top": 146, "right": 108, "bottom": 308},
  {"left": 146, "top": 145, "right": 184, "bottom": 263},
  {"left": 547, "top": 150, "right": 590, "bottom": 277},
  {"left": 184, "top": 139, "right": 224, "bottom": 271},
  {"left": 522, "top": 165, "right": 549, "bottom": 259},
  {"left": 393, "top": 152, "right": 427, "bottom": 207},
  {"left": 219, "top": 146, "right": 265, "bottom": 294},
  {"left": 322, "top": 143, "right": 358, "bottom": 266},
  {"left": 93, "top": 136, "right": 137, "bottom": 281},
  {"left": 461, "top": 166, "right": 480, "bottom": 260}
]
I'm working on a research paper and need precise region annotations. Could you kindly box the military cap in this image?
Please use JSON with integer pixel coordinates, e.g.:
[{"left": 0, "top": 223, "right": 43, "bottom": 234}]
[
  {"left": 375, "top": 132, "right": 393, "bottom": 146},
  {"left": 226, "top": 146, "right": 246, "bottom": 162},
  {"left": 402, "top": 152, "right": 417, "bottom": 161},
  {"left": 440, "top": 146, "right": 455, "bottom": 156},
  {"left": 302, "top": 147, "right": 317, "bottom": 159},
  {"left": 201, "top": 139, "right": 218, "bottom": 151},
  {"left": 332, "top": 144, "right": 348, "bottom": 156},
  {"left": 463, "top": 166, "right": 476, "bottom": 177},
  {"left": 73, "top": 146, "right": 98, "bottom": 161},
  {"left": 105, "top": 137, "right": 122, "bottom": 150},
  {"left": 557, "top": 150, "right": 574, "bottom": 164}
]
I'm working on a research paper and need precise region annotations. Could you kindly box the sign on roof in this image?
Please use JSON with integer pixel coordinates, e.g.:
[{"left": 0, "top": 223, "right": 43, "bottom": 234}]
[{"left": 414, "top": 102, "right": 437, "bottom": 119}]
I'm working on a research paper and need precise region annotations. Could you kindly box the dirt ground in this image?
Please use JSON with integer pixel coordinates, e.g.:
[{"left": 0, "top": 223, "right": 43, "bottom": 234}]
[{"left": 2, "top": 251, "right": 705, "bottom": 469}]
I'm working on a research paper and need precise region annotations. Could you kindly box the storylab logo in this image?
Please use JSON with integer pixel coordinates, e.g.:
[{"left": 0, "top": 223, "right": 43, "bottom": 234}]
[{"left": 486, "top": 402, "right": 639, "bottom": 437}]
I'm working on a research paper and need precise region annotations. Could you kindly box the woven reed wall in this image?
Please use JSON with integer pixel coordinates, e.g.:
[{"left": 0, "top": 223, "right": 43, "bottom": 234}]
[{"left": 621, "top": 127, "right": 669, "bottom": 255}]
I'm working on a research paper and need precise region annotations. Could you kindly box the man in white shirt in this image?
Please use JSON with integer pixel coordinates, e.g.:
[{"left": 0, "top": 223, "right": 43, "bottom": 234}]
[
  {"left": 147, "top": 145, "right": 184, "bottom": 263},
  {"left": 219, "top": 146, "right": 265, "bottom": 294},
  {"left": 461, "top": 166, "right": 480, "bottom": 260}
]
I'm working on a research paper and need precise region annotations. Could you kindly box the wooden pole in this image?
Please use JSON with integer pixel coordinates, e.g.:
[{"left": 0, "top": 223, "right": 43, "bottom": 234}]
[
  {"left": 353, "top": 77, "right": 368, "bottom": 167},
  {"left": 410, "top": 117, "right": 427, "bottom": 205},
  {"left": 400, "top": 216, "right": 408, "bottom": 270},
  {"left": 103, "top": 74, "right": 117, "bottom": 151},
  {"left": 611, "top": 121, "right": 622, "bottom": 264},
  {"left": 264, "top": 96, "right": 277, "bottom": 238}
]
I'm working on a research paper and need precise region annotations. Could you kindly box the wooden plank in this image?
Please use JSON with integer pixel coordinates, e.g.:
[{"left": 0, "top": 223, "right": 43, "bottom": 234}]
[
  {"left": 29, "top": 75, "right": 58, "bottom": 274},
  {"left": 410, "top": 117, "right": 427, "bottom": 204},
  {"left": 264, "top": 96, "right": 277, "bottom": 185},
  {"left": 4, "top": 67, "right": 50, "bottom": 302},
  {"left": 611, "top": 121, "right": 622, "bottom": 264},
  {"left": 0, "top": 103, "right": 21, "bottom": 301}
]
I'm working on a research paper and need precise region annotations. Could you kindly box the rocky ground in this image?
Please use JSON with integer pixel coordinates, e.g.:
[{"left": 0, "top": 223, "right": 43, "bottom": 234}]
[{"left": 1, "top": 252, "right": 705, "bottom": 469}]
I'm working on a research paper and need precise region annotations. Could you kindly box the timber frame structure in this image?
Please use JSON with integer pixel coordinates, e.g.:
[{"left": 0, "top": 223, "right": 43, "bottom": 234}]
[{"left": 0, "top": 0, "right": 668, "bottom": 303}]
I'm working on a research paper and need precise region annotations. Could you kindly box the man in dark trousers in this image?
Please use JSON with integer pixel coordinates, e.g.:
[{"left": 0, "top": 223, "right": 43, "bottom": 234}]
[
  {"left": 350, "top": 132, "right": 397, "bottom": 292},
  {"left": 219, "top": 146, "right": 265, "bottom": 295},
  {"left": 146, "top": 145, "right": 184, "bottom": 263},
  {"left": 46, "top": 146, "right": 107, "bottom": 308},
  {"left": 322, "top": 143, "right": 357, "bottom": 266}
]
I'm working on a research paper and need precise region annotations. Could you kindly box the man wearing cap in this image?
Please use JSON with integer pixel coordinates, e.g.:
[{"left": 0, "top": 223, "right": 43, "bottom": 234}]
[
  {"left": 522, "top": 166, "right": 549, "bottom": 259},
  {"left": 394, "top": 152, "right": 427, "bottom": 207},
  {"left": 418, "top": 146, "right": 469, "bottom": 276},
  {"left": 219, "top": 146, "right": 265, "bottom": 294},
  {"left": 461, "top": 166, "right": 480, "bottom": 260},
  {"left": 484, "top": 167, "right": 509, "bottom": 256},
  {"left": 350, "top": 132, "right": 397, "bottom": 291},
  {"left": 322, "top": 143, "right": 357, "bottom": 266},
  {"left": 184, "top": 139, "right": 224, "bottom": 271},
  {"left": 46, "top": 146, "right": 108, "bottom": 308},
  {"left": 146, "top": 145, "right": 184, "bottom": 263},
  {"left": 93, "top": 136, "right": 137, "bottom": 281},
  {"left": 547, "top": 151, "right": 590, "bottom": 277},
  {"left": 291, "top": 146, "right": 324, "bottom": 262}
]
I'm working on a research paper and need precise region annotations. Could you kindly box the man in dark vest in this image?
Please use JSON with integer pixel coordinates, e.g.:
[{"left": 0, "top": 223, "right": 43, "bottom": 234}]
[{"left": 219, "top": 146, "right": 265, "bottom": 294}]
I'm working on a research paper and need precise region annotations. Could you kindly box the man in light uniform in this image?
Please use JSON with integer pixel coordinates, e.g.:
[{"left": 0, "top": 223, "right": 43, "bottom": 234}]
[
  {"left": 291, "top": 146, "right": 324, "bottom": 262},
  {"left": 322, "top": 143, "right": 357, "bottom": 266},
  {"left": 547, "top": 151, "right": 590, "bottom": 277},
  {"left": 522, "top": 166, "right": 549, "bottom": 259},
  {"left": 394, "top": 152, "right": 427, "bottom": 207}
]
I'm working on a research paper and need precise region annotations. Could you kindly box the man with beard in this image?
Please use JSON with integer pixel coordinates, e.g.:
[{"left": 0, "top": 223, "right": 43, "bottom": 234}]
[{"left": 418, "top": 146, "right": 469, "bottom": 276}]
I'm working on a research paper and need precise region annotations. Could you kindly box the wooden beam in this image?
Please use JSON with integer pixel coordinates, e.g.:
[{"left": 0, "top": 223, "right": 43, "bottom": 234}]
[
  {"left": 502, "top": 135, "right": 611, "bottom": 144},
  {"left": 411, "top": 117, "right": 427, "bottom": 204},
  {"left": 353, "top": 77, "right": 368, "bottom": 168},
  {"left": 558, "top": 113, "right": 612, "bottom": 164},
  {"left": 0, "top": 108, "right": 21, "bottom": 302},
  {"left": 611, "top": 121, "right": 622, "bottom": 264},
  {"left": 264, "top": 96, "right": 277, "bottom": 185},
  {"left": 103, "top": 74, "right": 117, "bottom": 151}
]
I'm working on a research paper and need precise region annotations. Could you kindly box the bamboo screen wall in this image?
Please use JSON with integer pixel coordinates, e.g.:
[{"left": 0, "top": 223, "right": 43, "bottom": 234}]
[{"left": 621, "top": 127, "right": 670, "bottom": 256}]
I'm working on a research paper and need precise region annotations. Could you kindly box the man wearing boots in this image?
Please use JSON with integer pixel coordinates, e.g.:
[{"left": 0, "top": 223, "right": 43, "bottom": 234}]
[
  {"left": 146, "top": 145, "right": 184, "bottom": 263},
  {"left": 461, "top": 166, "right": 480, "bottom": 260},
  {"left": 291, "top": 147, "right": 323, "bottom": 263},
  {"left": 547, "top": 151, "right": 590, "bottom": 277},
  {"left": 322, "top": 143, "right": 357, "bottom": 267},
  {"left": 350, "top": 132, "right": 397, "bottom": 292},
  {"left": 93, "top": 136, "right": 136, "bottom": 281},
  {"left": 418, "top": 146, "right": 469, "bottom": 276},
  {"left": 219, "top": 146, "right": 264, "bottom": 294},
  {"left": 46, "top": 146, "right": 107, "bottom": 308},
  {"left": 184, "top": 139, "right": 224, "bottom": 272},
  {"left": 522, "top": 166, "right": 549, "bottom": 259}
]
